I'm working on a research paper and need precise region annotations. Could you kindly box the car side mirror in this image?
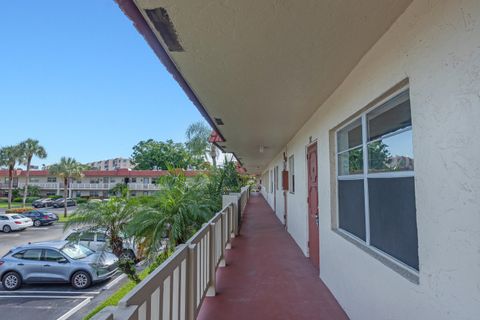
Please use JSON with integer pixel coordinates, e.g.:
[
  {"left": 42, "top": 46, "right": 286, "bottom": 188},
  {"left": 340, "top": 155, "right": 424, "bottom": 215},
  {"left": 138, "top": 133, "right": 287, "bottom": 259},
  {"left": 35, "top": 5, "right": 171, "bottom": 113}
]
[{"left": 58, "top": 258, "right": 69, "bottom": 264}]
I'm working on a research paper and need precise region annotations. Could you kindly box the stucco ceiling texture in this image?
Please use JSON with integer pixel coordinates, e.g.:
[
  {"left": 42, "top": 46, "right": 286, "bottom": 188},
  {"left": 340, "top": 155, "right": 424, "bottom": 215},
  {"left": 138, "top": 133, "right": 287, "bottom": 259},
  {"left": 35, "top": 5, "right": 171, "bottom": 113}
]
[{"left": 134, "top": 0, "right": 412, "bottom": 174}]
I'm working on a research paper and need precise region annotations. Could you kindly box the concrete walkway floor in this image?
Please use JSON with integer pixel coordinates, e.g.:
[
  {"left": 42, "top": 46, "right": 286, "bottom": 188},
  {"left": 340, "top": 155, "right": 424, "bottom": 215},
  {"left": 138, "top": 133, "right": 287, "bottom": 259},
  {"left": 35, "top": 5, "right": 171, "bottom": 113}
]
[{"left": 198, "top": 193, "right": 348, "bottom": 320}]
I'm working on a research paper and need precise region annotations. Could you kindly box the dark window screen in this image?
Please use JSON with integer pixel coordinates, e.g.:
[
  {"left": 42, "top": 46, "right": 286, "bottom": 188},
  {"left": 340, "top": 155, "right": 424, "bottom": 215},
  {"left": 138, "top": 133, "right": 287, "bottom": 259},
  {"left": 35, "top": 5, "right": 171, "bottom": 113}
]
[
  {"left": 368, "top": 177, "right": 418, "bottom": 270},
  {"left": 338, "top": 179, "right": 366, "bottom": 240}
]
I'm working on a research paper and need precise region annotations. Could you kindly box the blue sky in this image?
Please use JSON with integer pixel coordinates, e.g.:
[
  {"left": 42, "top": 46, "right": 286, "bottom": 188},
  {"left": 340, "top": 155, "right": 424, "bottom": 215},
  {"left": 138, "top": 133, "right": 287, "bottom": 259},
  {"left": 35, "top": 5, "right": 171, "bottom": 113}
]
[{"left": 0, "top": 1, "right": 205, "bottom": 166}]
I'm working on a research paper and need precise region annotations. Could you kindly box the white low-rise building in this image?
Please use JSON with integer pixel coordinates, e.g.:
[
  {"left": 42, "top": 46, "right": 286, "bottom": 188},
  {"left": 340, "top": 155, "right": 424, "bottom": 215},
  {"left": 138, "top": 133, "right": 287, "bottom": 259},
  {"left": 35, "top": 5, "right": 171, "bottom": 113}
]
[{"left": 0, "top": 169, "right": 203, "bottom": 198}]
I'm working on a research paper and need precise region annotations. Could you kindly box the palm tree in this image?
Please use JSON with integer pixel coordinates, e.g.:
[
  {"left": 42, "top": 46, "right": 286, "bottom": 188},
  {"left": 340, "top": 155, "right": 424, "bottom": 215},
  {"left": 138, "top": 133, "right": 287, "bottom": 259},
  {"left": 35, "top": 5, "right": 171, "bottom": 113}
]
[
  {"left": 64, "top": 198, "right": 140, "bottom": 282},
  {"left": 185, "top": 121, "right": 218, "bottom": 167},
  {"left": 109, "top": 183, "right": 129, "bottom": 199},
  {"left": 49, "top": 157, "right": 85, "bottom": 218},
  {"left": 0, "top": 145, "right": 24, "bottom": 209},
  {"left": 19, "top": 139, "right": 47, "bottom": 207},
  {"left": 64, "top": 198, "right": 136, "bottom": 257},
  {"left": 128, "top": 171, "right": 212, "bottom": 257}
]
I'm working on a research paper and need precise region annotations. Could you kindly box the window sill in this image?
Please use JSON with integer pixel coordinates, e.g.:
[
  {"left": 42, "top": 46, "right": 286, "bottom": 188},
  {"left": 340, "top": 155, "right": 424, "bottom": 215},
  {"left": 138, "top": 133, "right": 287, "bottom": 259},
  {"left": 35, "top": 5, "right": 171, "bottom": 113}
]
[{"left": 332, "top": 228, "right": 419, "bottom": 285}]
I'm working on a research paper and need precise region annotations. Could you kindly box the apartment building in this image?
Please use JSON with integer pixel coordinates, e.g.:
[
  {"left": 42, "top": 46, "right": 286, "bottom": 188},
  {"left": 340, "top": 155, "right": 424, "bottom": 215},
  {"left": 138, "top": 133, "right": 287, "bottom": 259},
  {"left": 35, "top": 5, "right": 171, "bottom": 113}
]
[
  {"left": 107, "top": 1, "right": 480, "bottom": 319},
  {"left": 85, "top": 157, "right": 133, "bottom": 171},
  {"left": 0, "top": 169, "right": 203, "bottom": 198}
]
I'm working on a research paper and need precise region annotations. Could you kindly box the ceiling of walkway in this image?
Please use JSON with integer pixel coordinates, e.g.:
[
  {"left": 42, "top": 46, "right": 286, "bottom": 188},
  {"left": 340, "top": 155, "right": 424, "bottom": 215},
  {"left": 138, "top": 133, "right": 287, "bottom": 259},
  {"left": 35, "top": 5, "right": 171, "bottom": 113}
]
[{"left": 129, "top": 0, "right": 412, "bottom": 173}]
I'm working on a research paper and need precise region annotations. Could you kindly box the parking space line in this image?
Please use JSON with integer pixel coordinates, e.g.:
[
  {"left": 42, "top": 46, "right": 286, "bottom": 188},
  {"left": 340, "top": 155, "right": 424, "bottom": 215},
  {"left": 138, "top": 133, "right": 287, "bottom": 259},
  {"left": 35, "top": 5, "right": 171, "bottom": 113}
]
[
  {"left": 56, "top": 297, "right": 91, "bottom": 320},
  {"left": 0, "top": 290, "right": 101, "bottom": 295},
  {"left": 103, "top": 274, "right": 126, "bottom": 290}
]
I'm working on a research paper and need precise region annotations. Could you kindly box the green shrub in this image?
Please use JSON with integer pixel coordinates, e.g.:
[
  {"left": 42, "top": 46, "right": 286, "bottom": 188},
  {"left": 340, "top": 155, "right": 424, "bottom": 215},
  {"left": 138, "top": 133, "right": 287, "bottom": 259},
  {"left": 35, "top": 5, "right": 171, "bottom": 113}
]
[
  {"left": 48, "top": 195, "right": 63, "bottom": 200},
  {"left": 0, "top": 198, "right": 8, "bottom": 203},
  {"left": 6, "top": 207, "right": 34, "bottom": 213},
  {"left": 12, "top": 197, "right": 39, "bottom": 203},
  {"left": 76, "top": 198, "right": 88, "bottom": 204}
]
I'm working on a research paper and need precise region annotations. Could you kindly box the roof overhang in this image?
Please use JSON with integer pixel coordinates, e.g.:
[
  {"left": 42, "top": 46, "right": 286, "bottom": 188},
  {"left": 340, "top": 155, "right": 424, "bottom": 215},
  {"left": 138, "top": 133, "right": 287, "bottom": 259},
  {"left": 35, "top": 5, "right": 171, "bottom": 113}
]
[{"left": 116, "top": 0, "right": 412, "bottom": 174}]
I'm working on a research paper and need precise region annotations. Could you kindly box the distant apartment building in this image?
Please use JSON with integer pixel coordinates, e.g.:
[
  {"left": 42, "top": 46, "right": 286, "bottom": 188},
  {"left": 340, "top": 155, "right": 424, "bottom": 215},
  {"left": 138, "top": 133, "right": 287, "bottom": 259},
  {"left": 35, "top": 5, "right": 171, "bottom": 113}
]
[
  {"left": 0, "top": 169, "right": 203, "bottom": 198},
  {"left": 85, "top": 157, "right": 133, "bottom": 171}
]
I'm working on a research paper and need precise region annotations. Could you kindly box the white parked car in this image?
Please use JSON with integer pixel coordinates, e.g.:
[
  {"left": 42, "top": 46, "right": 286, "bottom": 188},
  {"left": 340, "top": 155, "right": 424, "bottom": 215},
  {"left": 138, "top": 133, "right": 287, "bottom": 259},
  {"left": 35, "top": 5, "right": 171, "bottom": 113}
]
[{"left": 0, "top": 214, "right": 33, "bottom": 233}]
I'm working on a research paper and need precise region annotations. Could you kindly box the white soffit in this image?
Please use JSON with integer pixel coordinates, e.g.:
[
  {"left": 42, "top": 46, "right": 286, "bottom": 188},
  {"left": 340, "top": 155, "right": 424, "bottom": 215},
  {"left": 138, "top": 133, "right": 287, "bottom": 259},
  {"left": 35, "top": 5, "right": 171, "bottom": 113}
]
[{"left": 134, "top": 0, "right": 412, "bottom": 174}]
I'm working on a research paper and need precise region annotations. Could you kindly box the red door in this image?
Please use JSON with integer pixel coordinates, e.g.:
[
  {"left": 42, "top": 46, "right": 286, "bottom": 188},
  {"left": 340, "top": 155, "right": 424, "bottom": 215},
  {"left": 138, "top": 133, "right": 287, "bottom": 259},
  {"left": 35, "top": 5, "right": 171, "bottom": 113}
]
[{"left": 307, "top": 143, "right": 320, "bottom": 269}]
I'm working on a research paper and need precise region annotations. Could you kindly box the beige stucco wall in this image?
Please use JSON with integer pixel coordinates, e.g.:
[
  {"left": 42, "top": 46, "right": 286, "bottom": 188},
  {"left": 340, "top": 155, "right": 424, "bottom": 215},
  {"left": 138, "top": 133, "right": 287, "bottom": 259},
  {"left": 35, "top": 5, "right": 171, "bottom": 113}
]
[{"left": 262, "top": 0, "right": 480, "bottom": 319}]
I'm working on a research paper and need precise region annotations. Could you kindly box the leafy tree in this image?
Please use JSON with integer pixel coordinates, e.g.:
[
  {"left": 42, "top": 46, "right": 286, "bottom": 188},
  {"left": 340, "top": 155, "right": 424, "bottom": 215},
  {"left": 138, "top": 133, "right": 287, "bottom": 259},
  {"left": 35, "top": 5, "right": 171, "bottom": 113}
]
[
  {"left": 64, "top": 198, "right": 140, "bottom": 282},
  {"left": 185, "top": 121, "right": 218, "bottom": 167},
  {"left": 19, "top": 139, "right": 47, "bottom": 207},
  {"left": 131, "top": 139, "right": 196, "bottom": 170},
  {"left": 222, "top": 160, "right": 242, "bottom": 192},
  {"left": 367, "top": 141, "right": 392, "bottom": 171},
  {"left": 202, "top": 158, "right": 244, "bottom": 212},
  {"left": 345, "top": 141, "right": 391, "bottom": 174},
  {"left": 0, "top": 145, "right": 24, "bottom": 209},
  {"left": 49, "top": 157, "right": 85, "bottom": 217}
]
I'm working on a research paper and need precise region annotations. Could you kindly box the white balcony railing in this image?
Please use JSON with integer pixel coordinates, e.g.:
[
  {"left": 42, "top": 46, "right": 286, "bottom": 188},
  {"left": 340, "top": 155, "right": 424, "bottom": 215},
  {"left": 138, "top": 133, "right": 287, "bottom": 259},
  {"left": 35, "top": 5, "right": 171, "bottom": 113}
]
[
  {"left": 1, "top": 182, "right": 162, "bottom": 192},
  {"left": 92, "top": 187, "right": 250, "bottom": 320},
  {"left": 127, "top": 183, "right": 161, "bottom": 191},
  {"left": 68, "top": 183, "right": 161, "bottom": 191},
  {"left": 17, "top": 182, "right": 60, "bottom": 190}
]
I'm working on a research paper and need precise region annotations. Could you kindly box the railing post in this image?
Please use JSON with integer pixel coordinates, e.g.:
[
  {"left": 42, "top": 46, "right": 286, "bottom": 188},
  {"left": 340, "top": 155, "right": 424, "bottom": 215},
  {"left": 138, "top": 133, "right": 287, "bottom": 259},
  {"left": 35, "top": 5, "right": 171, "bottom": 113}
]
[
  {"left": 206, "top": 223, "right": 216, "bottom": 297},
  {"left": 187, "top": 244, "right": 197, "bottom": 320},
  {"left": 226, "top": 206, "right": 232, "bottom": 250},
  {"left": 219, "top": 213, "right": 226, "bottom": 267}
]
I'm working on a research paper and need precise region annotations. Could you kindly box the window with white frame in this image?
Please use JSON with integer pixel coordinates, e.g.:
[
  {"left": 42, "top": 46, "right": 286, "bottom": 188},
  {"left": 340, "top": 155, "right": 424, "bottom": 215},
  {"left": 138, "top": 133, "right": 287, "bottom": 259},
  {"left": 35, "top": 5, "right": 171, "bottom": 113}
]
[
  {"left": 288, "top": 155, "right": 295, "bottom": 193},
  {"left": 47, "top": 177, "right": 57, "bottom": 183},
  {"left": 29, "top": 177, "right": 40, "bottom": 183},
  {"left": 336, "top": 89, "right": 418, "bottom": 271}
]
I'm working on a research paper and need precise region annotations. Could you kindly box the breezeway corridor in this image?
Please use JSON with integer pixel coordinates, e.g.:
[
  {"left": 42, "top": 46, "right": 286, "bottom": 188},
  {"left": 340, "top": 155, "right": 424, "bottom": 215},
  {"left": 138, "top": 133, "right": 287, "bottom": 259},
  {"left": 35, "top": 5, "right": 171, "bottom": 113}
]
[{"left": 198, "top": 193, "right": 348, "bottom": 320}]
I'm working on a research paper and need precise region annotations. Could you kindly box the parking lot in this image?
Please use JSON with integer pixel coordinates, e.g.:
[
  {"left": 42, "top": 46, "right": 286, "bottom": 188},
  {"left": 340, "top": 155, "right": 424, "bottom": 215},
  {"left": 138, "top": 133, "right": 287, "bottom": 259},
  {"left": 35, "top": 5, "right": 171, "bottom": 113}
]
[
  {"left": 0, "top": 273, "right": 126, "bottom": 320},
  {"left": 0, "top": 207, "right": 127, "bottom": 320}
]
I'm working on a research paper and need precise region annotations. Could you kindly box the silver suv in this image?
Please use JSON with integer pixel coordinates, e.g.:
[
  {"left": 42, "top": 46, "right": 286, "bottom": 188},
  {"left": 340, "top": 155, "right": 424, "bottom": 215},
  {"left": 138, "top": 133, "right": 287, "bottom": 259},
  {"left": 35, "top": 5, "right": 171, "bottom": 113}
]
[
  {"left": 0, "top": 241, "right": 118, "bottom": 290},
  {"left": 63, "top": 228, "right": 139, "bottom": 261}
]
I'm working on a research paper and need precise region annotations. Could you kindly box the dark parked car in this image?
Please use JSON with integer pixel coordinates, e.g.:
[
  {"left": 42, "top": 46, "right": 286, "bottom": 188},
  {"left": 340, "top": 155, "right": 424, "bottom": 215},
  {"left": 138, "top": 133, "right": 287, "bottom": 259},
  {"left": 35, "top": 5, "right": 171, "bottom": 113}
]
[
  {"left": 0, "top": 241, "right": 118, "bottom": 290},
  {"left": 32, "top": 198, "right": 54, "bottom": 208},
  {"left": 52, "top": 198, "right": 76, "bottom": 208},
  {"left": 21, "top": 210, "right": 58, "bottom": 227}
]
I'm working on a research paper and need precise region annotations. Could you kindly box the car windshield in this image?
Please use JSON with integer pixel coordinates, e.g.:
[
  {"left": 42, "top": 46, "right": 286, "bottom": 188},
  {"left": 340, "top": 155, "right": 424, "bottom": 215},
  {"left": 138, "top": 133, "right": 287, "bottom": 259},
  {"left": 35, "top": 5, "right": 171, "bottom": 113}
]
[{"left": 61, "top": 243, "right": 94, "bottom": 260}]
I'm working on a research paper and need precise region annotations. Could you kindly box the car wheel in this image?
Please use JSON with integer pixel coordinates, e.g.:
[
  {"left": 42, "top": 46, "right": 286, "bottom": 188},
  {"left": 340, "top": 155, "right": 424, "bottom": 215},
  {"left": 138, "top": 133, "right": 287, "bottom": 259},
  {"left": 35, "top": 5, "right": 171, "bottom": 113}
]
[
  {"left": 2, "top": 271, "right": 22, "bottom": 290},
  {"left": 71, "top": 271, "right": 91, "bottom": 289},
  {"left": 3, "top": 225, "right": 11, "bottom": 233},
  {"left": 120, "top": 249, "right": 136, "bottom": 261},
  {"left": 33, "top": 220, "right": 42, "bottom": 227}
]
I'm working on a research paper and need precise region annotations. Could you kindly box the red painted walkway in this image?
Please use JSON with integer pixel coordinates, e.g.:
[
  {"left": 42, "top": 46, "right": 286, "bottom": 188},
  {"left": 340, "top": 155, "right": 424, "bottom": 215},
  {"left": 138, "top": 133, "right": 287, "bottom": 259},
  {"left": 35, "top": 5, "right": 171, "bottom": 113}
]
[{"left": 198, "top": 193, "right": 348, "bottom": 320}]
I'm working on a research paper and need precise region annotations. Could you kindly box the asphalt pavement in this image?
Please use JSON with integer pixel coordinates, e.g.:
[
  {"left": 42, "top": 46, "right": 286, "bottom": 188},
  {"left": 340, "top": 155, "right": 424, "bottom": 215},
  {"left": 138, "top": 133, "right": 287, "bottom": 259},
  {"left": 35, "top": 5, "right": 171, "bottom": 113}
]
[
  {"left": 0, "top": 273, "right": 126, "bottom": 320},
  {"left": 0, "top": 206, "right": 129, "bottom": 320},
  {"left": 0, "top": 223, "right": 66, "bottom": 257}
]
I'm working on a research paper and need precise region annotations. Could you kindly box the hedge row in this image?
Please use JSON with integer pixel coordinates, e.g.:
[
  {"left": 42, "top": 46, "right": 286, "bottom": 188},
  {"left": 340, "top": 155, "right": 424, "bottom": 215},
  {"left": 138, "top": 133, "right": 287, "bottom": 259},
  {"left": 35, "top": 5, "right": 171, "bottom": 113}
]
[{"left": 6, "top": 207, "right": 34, "bottom": 213}]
